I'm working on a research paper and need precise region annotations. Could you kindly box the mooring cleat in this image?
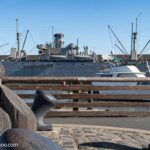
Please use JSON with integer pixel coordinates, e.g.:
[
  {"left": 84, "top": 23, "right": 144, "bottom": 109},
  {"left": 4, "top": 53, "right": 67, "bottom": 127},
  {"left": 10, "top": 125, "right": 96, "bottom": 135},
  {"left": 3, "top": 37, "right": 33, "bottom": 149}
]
[{"left": 31, "top": 90, "right": 57, "bottom": 131}]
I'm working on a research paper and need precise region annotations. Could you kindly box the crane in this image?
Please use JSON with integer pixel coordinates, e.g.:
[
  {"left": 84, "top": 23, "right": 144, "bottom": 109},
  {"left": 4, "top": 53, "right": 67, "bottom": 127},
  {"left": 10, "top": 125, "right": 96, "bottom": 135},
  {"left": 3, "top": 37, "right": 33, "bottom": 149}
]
[{"left": 21, "top": 30, "right": 29, "bottom": 51}]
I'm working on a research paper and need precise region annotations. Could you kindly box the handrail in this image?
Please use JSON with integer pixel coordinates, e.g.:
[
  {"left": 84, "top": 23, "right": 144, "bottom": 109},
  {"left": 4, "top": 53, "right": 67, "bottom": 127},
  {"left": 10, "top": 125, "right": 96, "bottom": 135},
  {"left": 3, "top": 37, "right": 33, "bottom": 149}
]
[{"left": 2, "top": 77, "right": 150, "bottom": 83}]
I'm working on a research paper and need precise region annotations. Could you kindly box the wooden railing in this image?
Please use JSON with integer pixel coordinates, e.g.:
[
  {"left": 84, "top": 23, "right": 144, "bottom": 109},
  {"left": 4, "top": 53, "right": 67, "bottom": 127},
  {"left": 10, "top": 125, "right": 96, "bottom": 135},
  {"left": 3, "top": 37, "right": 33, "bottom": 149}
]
[{"left": 2, "top": 77, "right": 150, "bottom": 117}]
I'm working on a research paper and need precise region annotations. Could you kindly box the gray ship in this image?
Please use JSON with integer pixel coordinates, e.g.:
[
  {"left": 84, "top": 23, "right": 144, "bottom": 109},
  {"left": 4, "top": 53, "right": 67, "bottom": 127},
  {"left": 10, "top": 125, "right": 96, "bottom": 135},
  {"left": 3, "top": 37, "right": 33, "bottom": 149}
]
[{"left": 0, "top": 20, "right": 100, "bottom": 77}]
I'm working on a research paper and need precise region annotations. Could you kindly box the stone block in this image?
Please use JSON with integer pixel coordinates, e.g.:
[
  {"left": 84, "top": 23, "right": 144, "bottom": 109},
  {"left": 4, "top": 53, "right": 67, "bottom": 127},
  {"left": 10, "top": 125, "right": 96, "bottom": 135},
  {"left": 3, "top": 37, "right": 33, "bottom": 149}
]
[
  {"left": 0, "top": 85, "right": 37, "bottom": 131},
  {"left": 0, "top": 128, "right": 63, "bottom": 150},
  {"left": 0, "top": 108, "right": 11, "bottom": 134}
]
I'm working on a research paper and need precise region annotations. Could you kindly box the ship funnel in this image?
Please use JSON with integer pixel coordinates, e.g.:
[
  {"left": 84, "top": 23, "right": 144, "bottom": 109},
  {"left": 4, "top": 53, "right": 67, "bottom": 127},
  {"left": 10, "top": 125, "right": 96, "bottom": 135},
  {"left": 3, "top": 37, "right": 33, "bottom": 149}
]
[{"left": 54, "top": 33, "right": 64, "bottom": 49}]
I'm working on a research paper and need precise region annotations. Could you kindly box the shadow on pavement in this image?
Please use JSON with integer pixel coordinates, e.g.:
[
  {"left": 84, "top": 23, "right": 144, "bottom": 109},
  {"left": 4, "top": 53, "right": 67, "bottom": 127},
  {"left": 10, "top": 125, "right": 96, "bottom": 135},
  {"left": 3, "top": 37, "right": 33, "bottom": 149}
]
[{"left": 79, "top": 141, "right": 149, "bottom": 150}]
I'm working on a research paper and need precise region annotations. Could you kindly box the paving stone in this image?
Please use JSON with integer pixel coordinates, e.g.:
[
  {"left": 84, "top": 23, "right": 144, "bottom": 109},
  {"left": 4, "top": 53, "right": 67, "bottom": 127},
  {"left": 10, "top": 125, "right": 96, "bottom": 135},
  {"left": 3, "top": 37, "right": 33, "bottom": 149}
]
[{"left": 39, "top": 125, "right": 150, "bottom": 150}]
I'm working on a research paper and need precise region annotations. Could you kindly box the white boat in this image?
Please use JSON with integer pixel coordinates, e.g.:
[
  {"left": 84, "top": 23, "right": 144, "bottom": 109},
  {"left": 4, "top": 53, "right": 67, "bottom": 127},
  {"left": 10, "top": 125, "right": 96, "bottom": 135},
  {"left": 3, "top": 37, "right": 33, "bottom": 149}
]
[{"left": 92, "top": 65, "right": 145, "bottom": 86}]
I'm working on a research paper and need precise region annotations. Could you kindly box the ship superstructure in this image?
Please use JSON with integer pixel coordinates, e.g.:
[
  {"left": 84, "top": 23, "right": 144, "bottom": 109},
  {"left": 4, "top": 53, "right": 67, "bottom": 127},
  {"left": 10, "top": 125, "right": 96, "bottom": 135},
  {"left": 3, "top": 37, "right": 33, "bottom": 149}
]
[{"left": 36, "top": 32, "right": 97, "bottom": 62}]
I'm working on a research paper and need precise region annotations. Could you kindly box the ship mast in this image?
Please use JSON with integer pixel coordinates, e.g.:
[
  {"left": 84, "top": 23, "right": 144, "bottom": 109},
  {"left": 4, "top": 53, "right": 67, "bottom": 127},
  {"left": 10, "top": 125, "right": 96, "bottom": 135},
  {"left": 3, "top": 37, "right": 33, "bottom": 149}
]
[
  {"left": 130, "top": 18, "right": 138, "bottom": 61},
  {"left": 16, "top": 19, "right": 20, "bottom": 58},
  {"left": 131, "top": 18, "right": 150, "bottom": 61},
  {"left": 109, "top": 17, "right": 150, "bottom": 63}
]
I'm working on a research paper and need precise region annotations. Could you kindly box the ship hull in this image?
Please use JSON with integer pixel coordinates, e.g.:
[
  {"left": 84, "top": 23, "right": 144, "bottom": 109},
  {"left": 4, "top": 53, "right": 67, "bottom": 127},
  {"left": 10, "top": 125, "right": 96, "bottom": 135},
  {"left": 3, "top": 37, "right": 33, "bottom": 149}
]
[{"left": 0, "top": 61, "right": 99, "bottom": 77}]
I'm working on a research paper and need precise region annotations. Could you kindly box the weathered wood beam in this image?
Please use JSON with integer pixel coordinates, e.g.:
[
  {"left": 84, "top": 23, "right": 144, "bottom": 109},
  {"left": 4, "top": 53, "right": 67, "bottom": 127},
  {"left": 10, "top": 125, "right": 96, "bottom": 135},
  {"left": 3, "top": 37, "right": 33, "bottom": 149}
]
[
  {"left": 55, "top": 102, "right": 150, "bottom": 107},
  {"left": 18, "top": 93, "right": 150, "bottom": 100},
  {"left": 3, "top": 77, "right": 150, "bottom": 83},
  {"left": 6, "top": 84, "right": 150, "bottom": 91},
  {"left": 27, "top": 102, "right": 150, "bottom": 107},
  {"left": 45, "top": 111, "right": 150, "bottom": 117}
]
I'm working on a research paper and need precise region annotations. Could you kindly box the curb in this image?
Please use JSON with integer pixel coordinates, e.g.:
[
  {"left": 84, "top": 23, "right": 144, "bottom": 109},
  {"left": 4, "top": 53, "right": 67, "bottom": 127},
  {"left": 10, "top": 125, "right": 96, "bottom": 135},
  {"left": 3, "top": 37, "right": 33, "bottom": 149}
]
[{"left": 53, "top": 124, "right": 150, "bottom": 134}]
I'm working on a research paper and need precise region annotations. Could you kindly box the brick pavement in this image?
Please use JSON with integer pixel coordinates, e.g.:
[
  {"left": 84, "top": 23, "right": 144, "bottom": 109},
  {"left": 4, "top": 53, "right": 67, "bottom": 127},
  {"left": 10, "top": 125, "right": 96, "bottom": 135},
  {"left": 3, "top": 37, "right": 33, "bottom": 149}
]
[{"left": 38, "top": 124, "right": 150, "bottom": 150}]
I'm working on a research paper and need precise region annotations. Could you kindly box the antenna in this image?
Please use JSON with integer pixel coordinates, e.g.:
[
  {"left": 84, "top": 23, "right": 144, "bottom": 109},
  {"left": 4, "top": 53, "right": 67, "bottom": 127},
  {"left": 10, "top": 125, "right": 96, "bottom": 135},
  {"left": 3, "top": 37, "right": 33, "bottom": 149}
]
[{"left": 108, "top": 25, "right": 128, "bottom": 54}]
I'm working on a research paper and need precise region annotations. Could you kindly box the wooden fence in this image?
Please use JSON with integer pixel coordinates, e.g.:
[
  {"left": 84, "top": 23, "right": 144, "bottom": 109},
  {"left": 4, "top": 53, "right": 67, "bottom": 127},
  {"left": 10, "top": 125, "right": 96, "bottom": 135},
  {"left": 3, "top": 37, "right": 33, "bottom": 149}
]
[{"left": 2, "top": 77, "right": 150, "bottom": 117}]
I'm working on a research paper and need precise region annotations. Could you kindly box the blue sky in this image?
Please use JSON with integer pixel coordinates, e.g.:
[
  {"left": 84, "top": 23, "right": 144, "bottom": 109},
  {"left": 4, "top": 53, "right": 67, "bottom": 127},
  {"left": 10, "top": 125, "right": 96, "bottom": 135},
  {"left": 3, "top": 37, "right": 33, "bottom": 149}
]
[{"left": 0, "top": 0, "right": 150, "bottom": 55}]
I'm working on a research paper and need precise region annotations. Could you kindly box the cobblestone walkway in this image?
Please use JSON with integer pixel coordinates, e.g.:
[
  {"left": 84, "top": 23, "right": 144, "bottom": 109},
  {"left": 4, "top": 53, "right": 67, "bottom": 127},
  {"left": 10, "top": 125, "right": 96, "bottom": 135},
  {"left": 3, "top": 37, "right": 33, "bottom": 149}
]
[{"left": 39, "top": 124, "right": 150, "bottom": 150}]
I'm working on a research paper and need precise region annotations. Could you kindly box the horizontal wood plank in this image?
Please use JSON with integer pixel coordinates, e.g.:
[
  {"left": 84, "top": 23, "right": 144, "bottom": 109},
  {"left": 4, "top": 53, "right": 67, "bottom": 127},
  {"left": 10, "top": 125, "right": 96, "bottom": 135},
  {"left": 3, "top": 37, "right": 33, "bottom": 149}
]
[
  {"left": 55, "top": 102, "right": 150, "bottom": 107},
  {"left": 27, "top": 102, "right": 150, "bottom": 107},
  {"left": 3, "top": 77, "right": 150, "bottom": 84},
  {"left": 19, "top": 93, "right": 150, "bottom": 100},
  {"left": 6, "top": 84, "right": 150, "bottom": 91},
  {"left": 46, "top": 111, "right": 150, "bottom": 117}
]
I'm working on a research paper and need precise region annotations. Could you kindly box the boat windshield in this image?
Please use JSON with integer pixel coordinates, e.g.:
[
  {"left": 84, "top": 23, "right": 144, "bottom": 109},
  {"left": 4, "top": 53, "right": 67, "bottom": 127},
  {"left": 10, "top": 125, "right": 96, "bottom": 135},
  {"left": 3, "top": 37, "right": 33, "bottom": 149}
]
[{"left": 96, "top": 74, "right": 113, "bottom": 77}]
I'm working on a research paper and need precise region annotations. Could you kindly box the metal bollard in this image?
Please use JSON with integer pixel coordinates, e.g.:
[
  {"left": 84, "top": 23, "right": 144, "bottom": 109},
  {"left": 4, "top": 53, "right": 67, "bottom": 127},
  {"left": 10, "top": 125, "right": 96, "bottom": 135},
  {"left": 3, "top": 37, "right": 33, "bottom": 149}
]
[{"left": 31, "top": 90, "right": 57, "bottom": 131}]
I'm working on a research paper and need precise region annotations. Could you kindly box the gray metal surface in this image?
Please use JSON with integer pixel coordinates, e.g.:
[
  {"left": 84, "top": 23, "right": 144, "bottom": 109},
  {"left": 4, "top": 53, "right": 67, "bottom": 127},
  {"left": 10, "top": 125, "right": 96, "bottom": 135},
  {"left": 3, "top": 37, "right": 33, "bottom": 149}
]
[
  {"left": 1, "top": 61, "right": 99, "bottom": 77},
  {"left": 32, "top": 90, "right": 56, "bottom": 131}
]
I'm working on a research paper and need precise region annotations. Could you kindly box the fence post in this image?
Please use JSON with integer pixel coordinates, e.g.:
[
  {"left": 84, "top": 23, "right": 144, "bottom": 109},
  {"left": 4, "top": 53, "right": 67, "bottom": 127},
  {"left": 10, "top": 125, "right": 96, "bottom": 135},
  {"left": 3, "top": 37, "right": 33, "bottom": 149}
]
[
  {"left": 73, "top": 80, "right": 79, "bottom": 111},
  {"left": 87, "top": 90, "right": 93, "bottom": 110}
]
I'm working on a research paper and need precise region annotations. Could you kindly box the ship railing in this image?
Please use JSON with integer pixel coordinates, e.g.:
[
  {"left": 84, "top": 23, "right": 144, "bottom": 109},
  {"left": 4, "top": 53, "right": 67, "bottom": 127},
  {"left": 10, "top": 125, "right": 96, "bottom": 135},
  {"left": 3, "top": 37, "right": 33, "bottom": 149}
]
[{"left": 2, "top": 77, "right": 150, "bottom": 117}]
